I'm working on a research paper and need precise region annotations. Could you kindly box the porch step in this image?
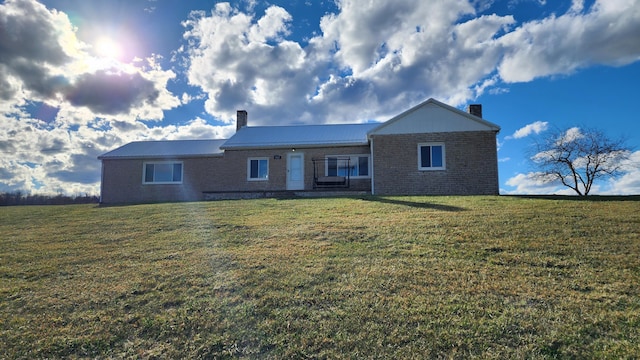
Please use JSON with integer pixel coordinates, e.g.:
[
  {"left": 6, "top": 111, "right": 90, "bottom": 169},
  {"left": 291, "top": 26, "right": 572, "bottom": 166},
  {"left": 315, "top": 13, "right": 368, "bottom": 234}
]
[{"left": 203, "top": 190, "right": 369, "bottom": 201}]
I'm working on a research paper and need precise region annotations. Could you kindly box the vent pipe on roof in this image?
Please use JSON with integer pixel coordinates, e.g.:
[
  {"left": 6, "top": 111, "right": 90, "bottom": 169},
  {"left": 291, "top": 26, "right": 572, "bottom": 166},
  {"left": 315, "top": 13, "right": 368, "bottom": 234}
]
[
  {"left": 467, "top": 104, "right": 482, "bottom": 118},
  {"left": 237, "top": 110, "right": 248, "bottom": 131}
]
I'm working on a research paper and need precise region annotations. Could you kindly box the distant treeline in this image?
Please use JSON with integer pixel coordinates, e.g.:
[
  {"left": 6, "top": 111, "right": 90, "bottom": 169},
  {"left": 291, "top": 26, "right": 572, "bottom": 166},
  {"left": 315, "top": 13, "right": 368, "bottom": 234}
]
[{"left": 0, "top": 191, "right": 99, "bottom": 206}]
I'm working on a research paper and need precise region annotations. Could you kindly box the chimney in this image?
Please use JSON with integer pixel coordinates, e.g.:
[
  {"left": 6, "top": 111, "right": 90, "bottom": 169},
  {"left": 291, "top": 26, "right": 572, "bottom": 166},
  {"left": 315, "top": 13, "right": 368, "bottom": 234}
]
[
  {"left": 236, "top": 110, "right": 247, "bottom": 131},
  {"left": 467, "top": 104, "right": 482, "bottom": 118}
]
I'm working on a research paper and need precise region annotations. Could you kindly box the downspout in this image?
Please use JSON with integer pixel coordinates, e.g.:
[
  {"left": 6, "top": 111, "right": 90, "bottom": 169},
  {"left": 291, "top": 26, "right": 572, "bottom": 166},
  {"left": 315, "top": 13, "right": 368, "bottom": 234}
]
[
  {"left": 370, "top": 137, "right": 375, "bottom": 195},
  {"left": 99, "top": 159, "right": 104, "bottom": 204}
]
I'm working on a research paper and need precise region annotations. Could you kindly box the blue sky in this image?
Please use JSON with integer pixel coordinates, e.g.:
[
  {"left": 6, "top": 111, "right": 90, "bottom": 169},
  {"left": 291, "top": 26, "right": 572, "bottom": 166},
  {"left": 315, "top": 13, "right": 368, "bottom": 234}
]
[{"left": 1, "top": 0, "right": 639, "bottom": 195}]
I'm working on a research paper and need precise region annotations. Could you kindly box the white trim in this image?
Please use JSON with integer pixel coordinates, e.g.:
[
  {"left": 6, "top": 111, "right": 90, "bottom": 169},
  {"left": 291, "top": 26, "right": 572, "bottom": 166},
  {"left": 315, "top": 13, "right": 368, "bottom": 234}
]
[
  {"left": 100, "top": 160, "right": 104, "bottom": 203},
  {"left": 369, "top": 98, "right": 500, "bottom": 135},
  {"left": 142, "top": 161, "right": 184, "bottom": 184},
  {"left": 370, "top": 139, "right": 375, "bottom": 195},
  {"left": 247, "top": 157, "right": 269, "bottom": 181},
  {"left": 418, "top": 143, "right": 446, "bottom": 171}
]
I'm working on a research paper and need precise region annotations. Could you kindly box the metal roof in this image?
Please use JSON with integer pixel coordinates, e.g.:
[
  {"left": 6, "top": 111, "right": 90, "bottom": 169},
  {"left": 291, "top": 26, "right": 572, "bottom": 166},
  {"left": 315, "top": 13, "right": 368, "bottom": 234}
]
[
  {"left": 220, "top": 123, "right": 380, "bottom": 150},
  {"left": 98, "top": 139, "right": 226, "bottom": 159}
]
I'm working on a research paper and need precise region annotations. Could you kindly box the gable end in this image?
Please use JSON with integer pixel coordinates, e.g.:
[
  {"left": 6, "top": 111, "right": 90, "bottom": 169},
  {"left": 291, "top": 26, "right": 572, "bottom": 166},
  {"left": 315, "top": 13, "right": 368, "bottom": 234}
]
[{"left": 369, "top": 98, "right": 500, "bottom": 136}]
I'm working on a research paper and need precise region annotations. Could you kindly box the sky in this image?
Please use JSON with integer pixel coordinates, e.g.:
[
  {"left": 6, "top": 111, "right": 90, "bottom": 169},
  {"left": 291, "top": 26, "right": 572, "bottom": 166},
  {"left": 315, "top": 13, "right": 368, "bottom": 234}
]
[{"left": 1, "top": 0, "right": 639, "bottom": 196}]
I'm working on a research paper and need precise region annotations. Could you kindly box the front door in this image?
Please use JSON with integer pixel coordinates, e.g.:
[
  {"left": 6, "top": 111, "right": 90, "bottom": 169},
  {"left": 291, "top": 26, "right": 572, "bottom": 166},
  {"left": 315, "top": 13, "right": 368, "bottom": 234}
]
[{"left": 286, "top": 153, "right": 304, "bottom": 190}]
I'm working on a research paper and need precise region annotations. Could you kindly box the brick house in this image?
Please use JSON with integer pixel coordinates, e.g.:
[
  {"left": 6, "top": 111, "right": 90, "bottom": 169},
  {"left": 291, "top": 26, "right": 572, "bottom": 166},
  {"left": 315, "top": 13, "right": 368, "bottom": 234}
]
[{"left": 98, "top": 98, "right": 500, "bottom": 204}]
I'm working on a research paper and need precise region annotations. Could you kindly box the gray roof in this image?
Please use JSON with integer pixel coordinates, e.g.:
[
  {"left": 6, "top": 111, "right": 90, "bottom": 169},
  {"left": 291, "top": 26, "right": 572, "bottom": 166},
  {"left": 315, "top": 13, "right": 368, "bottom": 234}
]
[
  {"left": 98, "top": 139, "right": 226, "bottom": 159},
  {"left": 220, "top": 123, "right": 380, "bottom": 150}
]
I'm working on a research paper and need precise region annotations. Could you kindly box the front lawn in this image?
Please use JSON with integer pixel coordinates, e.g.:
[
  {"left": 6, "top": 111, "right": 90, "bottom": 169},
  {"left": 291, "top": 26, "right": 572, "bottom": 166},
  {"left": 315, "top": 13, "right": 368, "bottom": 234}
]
[{"left": 1, "top": 196, "right": 639, "bottom": 358}]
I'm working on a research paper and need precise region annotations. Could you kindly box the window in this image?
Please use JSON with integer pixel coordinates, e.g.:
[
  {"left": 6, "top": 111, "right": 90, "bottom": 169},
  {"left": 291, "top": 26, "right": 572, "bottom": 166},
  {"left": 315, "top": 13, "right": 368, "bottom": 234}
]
[
  {"left": 248, "top": 158, "right": 269, "bottom": 180},
  {"left": 143, "top": 162, "right": 183, "bottom": 184},
  {"left": 326, "top": 155, "right": 370, "bottom": 178},
  {"left": 418, "top": 143, "right": 445, "bottom": 170}
]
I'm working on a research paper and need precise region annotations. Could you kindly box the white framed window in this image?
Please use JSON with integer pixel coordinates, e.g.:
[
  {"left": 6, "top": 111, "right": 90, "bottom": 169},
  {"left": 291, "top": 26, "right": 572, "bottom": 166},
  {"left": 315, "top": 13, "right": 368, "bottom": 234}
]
[
  {"left": 143, "top": 161, "right": 183, "bottom": 184},
  {"left": 248, "top": 157, "right": 269, "bottom": 180},
  {"left": 418, "top": 143, "right": 445, "bottom": 170},
  {"left": 325, "top": 155, "right": 370, "bottom": 178}
]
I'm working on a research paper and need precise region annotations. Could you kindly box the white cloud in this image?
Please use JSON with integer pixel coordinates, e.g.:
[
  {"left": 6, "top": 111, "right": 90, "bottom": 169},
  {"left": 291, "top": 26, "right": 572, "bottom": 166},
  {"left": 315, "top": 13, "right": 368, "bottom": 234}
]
[
  {"left": 148, "top": 119, "right": 236, "bottom": 141},
  {"left": 602, "top": 151, "right": 640, "bottom": 194},
  {"left": 248, "top": 6, "right": 292, "bottom": 43},
  {"left": 556, "top": 127, "right": 583, "bottom": 145},
  {"left": 183, "top": 3, "right": 314, "bottom": 124},
  {"left": 506, "top": 150, "right": 640, "bottom": 195},
  {"left": 498, "top": 0, "right": 640, "bottom": 82},
  {"left": 604, "top": 171, "right": 640, "bottom": 195},
  {"left": 0, "top": 0, "right": 179, "bottom": 117},
  {"left": 569, "top": 0, "right": 585, "bottom": 13},
  {"left": 182, "top": 0, "right": 520, "bottom": 124},
  {"left": 0, "top": 0, "right": 186, "bottom": 195},
  {"left": 506, "top": 121, "right": 548, "bottom": 139},
  {"left": 182, "top": 0, "right": 640, "bottom": 126},
  {"left": 503, "top": 172, "right": 571, "bottom": 195}
]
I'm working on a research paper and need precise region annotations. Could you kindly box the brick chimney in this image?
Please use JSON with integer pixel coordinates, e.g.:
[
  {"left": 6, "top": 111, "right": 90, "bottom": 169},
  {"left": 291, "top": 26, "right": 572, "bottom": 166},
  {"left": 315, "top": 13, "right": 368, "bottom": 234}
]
[
  {"left": 236, "top": 110, "right": 247, "bottom": 131},
  {"left": 467, "top": 104, "right": 482, "bottom": 118}
]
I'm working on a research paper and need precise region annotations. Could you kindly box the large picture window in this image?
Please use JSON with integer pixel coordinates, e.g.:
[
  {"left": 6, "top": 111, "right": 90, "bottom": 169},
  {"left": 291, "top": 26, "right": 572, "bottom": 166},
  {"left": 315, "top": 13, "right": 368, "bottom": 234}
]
[
  {"left": 143, "top": 162, "right": 183, "bottom": 184},
  {"left": 418, "top": 143, "right": 445, "bottom": 170},
  {"left": 248, "top": 158, "right": 269, "bottom": 180},
  {"left": 326, "top": 155, "right": 370, "bottom": 178}
]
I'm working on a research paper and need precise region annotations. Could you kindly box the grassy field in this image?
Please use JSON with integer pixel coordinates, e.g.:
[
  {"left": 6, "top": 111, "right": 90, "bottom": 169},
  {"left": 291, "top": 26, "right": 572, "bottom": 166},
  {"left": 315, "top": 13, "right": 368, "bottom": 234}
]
[{"left": 1, "top": 195, "right": 639, "bottom": 359}]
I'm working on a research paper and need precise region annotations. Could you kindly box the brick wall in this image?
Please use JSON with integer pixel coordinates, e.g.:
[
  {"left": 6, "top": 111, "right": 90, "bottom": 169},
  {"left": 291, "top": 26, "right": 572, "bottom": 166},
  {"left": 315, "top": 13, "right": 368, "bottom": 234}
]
[
  {"left": 100, "top": 157, "right": 226, "bottom": 204},
  {"left": 219, "top": 145, "right": 372, "bottom": 192},
  {"left": 371, "top": 131, "right": 499, "bottom": 195},
  {"left": 100, "top": 145, "right": 373, "bottom": 204},
  {"left": 101, "top": 132, "right": 498, "bottom": 204}
]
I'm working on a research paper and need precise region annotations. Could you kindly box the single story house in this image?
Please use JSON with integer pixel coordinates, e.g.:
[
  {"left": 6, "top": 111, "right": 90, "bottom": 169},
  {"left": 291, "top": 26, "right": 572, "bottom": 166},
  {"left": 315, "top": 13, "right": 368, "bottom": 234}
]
[{"left": 98, "top": 98, "right": 500, "bottom": 204}]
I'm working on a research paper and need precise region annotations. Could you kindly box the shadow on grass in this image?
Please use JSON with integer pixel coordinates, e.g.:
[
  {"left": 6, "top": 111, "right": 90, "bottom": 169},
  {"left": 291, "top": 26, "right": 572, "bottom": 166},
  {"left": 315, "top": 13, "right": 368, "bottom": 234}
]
[
  {"left": 360, "top": 196, "right": 466, "bottom": 212},
  {"left": 509, "top": 195, "right": 640, "bottom": 202}
]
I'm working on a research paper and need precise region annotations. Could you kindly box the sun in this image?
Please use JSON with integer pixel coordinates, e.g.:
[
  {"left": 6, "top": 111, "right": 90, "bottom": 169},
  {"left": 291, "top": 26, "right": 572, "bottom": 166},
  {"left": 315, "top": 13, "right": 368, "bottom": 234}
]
[{"left": 94, "top": 37, "right": 123, "bottom": 60}]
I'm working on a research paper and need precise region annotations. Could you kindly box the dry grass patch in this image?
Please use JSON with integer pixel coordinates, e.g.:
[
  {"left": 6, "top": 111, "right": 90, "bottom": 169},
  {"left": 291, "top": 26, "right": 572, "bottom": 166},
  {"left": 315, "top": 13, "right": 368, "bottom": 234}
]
[{"left": 1, "top": 196, "right": 639, "bottom": 358}]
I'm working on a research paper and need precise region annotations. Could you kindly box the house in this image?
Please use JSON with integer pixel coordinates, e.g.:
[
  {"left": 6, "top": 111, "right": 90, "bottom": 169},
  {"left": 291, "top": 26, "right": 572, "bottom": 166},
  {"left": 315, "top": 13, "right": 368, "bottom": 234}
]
[{"left": 98, "top": 98, "right": 500, "bottom": 204}]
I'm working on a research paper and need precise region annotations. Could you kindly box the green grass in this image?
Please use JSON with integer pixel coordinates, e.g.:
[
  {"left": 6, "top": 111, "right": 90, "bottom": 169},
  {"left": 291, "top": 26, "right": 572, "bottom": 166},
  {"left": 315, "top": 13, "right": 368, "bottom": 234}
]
[{"left": 1, "top": 196, "right": 639, "bottom": 359}]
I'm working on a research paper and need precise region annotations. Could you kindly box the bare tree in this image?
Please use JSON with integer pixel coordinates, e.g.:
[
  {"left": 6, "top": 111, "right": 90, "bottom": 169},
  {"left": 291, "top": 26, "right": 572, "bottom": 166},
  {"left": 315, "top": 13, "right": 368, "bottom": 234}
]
[{"left": 531, "top": 126, "right": 632, "bottom": 196}]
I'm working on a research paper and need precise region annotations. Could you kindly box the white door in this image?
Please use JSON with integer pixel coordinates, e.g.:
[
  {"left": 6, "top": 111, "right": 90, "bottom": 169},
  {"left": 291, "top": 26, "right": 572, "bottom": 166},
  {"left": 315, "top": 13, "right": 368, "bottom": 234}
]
[{"left": 286, "top": 153, "right": 304, "bottom": 190}]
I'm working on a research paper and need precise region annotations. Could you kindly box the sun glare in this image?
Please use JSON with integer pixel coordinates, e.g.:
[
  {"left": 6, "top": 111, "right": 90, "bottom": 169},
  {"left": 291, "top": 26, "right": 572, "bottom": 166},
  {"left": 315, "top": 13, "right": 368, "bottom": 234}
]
[{"left": 95, "top": 37, "right": 123, "bottom": 60}]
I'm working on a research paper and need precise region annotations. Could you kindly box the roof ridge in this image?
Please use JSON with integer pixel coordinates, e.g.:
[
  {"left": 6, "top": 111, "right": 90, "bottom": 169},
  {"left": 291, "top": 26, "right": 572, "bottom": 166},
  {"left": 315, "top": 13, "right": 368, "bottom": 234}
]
[{"left": 241, "top": 122, "right": 379, "bottom": 128}]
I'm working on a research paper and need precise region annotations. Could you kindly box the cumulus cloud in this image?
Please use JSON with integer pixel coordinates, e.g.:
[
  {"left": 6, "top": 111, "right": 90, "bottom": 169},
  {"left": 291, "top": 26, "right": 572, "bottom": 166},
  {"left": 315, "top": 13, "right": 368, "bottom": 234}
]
[
  {"left": 503, "top": 172, "right": 579, "bottom": 195},
  {"left": 0, "top": 0, "right": 178, "bottom": 117},
  {"left": 506, "top": 121, "right": 548, "bottom": 139},
  {"left": 0, "top": 0, "right": 74, "bottom": 102},
  {"left": 64, "top": 70, "right": 159, "bottom": 115},
  {"left": 183, "top": 0, "right": 640, "bottom": 125},
  {"left": 183, "top": 0, "right": 517, "bottom": 124},
  {"left": 505, "top": 149, "right": 640, "bottom": 195},
  {"left": 605, "top": 171, "right": 640, "bottom": 195},
  {"left": 498, "top": 0, "right": 640, "bottom": 82},
  {"left": 602, "top": 151, "right": 640, "bottom": 194},
  {"left": 183, "top": 3, "right": 315, "bottom": 124},
  {"left": 556, "top": 127, "right": 584, "bottom": 145},
  {"left": 0, "top": 0, "right": 185, "bottom": 195}
]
